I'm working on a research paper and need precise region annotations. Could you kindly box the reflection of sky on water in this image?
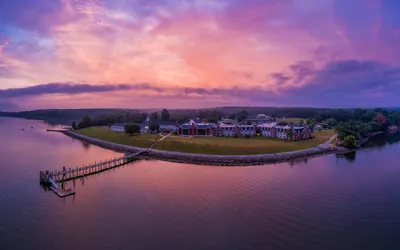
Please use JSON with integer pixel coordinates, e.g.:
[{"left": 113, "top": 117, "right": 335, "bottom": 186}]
[{"left": 1, "top": 117, "right": 400, "bottom": 250}]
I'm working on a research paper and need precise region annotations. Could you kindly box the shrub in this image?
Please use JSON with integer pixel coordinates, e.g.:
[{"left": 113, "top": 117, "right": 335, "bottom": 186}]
[{"left": 343, "top": 135, "right": 357, "bottom": 148}]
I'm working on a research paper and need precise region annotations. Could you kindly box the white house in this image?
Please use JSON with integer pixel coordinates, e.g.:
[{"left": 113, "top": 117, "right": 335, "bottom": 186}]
[
  {"left": 275, "top": 125, "right": 291, "bottom": 139},
  {"left": 214, "top": 124, "right": 256, "bottom": 136},
  {"left": 111, "top": 123, "right": 126, "bottom": 132},
  {"left": 110, "top": 123, "right": 148, "bottom": 133},
  {"left": 239, "top": 125, "right": 256, "bottom": 136},
  {"left": 258, "top": 123, "right": 277, "bottom": 137},
  {"left": 156, "top": 121, "right": 179, "bottom": 133}
]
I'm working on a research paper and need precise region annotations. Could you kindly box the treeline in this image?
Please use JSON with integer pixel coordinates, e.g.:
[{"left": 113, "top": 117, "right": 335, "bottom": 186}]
[
  {"left": 334, "top": 108, "right": 400, "bottom": 148},
  {"left": 0, "top": 108, "right": 138, "bottom": 125},
  {"left": 75, "top": 109, "right": 173, "bottom": 129},
  {"left": 76, "top": 111, "right": 148, "bottom": 129}
]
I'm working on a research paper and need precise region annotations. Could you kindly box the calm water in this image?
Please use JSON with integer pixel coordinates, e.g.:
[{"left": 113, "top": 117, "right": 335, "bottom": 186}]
[{"left": 1, "top": 118, "right": 400, "bottom": 250}]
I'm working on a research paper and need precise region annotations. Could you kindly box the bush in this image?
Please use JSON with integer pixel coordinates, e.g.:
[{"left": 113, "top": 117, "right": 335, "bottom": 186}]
[
  {"left": 343, "top": 135, "right": 357, "bottom": 148},
  {"left": 245, "top": 134, "right": 251, "bottom": 139},
  {"left": 149, "top": 123, "right": 160, "bottom": 132}
]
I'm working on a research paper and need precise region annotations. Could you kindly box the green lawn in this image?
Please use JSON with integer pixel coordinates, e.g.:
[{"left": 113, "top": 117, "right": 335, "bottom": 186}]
[
  {"left": 75, "top": 127, "right": 335, "bottom": 155},
  {"left": 75, "top": 126, "right": 161, "bottom": 148}
]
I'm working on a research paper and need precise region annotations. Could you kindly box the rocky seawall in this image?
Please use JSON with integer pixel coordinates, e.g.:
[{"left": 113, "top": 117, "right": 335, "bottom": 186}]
[{"left": 63, "top": 131, "right": 343, "bottom": 166}]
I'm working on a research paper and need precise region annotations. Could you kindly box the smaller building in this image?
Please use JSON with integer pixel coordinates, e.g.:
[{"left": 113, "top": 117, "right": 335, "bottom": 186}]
[
  {"left": 155, "top": 120, "right": 179, "bottom": 133},
  {"left": 258, "top": 123, "right": 277, "bottom": 137},
  {"left": 275, "top": 125, "right": 291, "bottom": 139},
  {"left": 110, "top": 123, "right": 148, "bottom": 133},
  {"left": 111, "top": 123, "right": 126, "bottom": 133}
]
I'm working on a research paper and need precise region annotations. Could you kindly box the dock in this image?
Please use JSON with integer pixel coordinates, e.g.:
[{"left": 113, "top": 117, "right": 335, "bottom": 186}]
[
  {"left": 40, "top": 151, "right": 145, "bottom": 197},
  {"left": 51, "top": 186, "right": 76, "bottom": 197},
  {"left": 40, "top": 131, "right": 170, "bottom": 198}
]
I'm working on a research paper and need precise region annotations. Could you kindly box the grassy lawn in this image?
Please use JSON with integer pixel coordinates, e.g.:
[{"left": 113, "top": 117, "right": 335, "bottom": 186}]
[
  {"left": 276, "top": 117, "right": 304, "bottom": 123},
  {"left": 75, "top": 126, "right": 335, "bottom": 155},
  {"left": 75, "top": 126, "right": 161, "bottom": 148}
]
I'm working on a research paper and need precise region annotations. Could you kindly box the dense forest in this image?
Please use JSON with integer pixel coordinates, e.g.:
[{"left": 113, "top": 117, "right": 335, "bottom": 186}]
[
  {"left": 0, "top": 109, "right": 138, "bottom": 125},
  {"left": 333, "top": 108, "right": 400, "bottom": 148}
]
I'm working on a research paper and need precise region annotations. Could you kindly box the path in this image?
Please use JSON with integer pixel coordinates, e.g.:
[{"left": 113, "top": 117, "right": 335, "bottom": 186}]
[
  {"left": 319, "top": 134, "right": 338, "bottom": 149},
  {"left": 148, "top": 132, "right": 173, "bottom": 150}
]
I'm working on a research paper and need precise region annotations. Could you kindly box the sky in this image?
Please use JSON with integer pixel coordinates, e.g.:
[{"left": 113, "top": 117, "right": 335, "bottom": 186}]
[{"left": 1, "top": 0, "right": 400, "bottom": 111}]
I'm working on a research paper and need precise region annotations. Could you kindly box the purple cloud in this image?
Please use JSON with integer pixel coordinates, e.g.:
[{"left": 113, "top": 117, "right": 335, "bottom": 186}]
[
  {"left": 0, "top": 0, "right": 63, "bottom": 34},
  {"left": 0, "top": 82, "right": 163, "bottom": 98},
  {"left": 276, "top": 59, "right": 400, "bottom": 107}
]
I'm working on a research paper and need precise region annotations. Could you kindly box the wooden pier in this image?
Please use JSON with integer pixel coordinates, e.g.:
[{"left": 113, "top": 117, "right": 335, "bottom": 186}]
[
  {"left": 40, "top": 151, "right": 143, "bottom": 184},
  {"left": 39, "top": 131, "right": 169, "bottom": 198},
  {"left": 40, "top": 150, "right": 146, "bottom": 198}
]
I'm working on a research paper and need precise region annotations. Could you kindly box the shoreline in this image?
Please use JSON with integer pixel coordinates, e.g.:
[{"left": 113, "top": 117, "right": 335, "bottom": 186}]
[{"left": 62, "top": 130, "right": 347, "bottom": 166}]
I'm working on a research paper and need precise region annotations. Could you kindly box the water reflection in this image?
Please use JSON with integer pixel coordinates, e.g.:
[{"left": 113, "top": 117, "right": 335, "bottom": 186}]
[
  {"left": 81, "top": 141, "right": 91, "bottom": 151},
  {"left": 363, "top": 132, "right": 400, "bottom": 148},
  {"left": 2, "top": 117, "right": 400, "bottom": 250},
  {"left": 335, "top": 151, "right": 357, "bottom": 162}
]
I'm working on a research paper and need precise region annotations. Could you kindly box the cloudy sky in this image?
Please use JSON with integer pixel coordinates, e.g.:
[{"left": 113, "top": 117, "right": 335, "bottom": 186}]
[{"left": 1, "top": 0, "right": 400, "bottom": 110}]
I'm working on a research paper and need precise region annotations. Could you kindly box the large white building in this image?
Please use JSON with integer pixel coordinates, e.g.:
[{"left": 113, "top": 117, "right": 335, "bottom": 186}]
[
  {"left": 111, "top": 123, "right": 126, "bottom": 132},
  {"left": 212, "top": 122, "right": 313, "bottom": 140},
  {"left": 110, "top": 123, "right": 148, "bottom": 133},
  {"left": 214, "top": 124, "right": 257, "bottom": 136}
]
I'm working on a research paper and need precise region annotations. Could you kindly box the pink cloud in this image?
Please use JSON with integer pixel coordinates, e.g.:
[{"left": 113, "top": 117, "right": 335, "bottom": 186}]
[{"left": 1, "top": 0, "right": 400, "bottom": 110}]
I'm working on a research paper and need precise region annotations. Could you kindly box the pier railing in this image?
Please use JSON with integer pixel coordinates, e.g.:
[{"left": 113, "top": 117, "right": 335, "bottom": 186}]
[{"left": 40, "top": 151, "right": 144, "bottom": 185}]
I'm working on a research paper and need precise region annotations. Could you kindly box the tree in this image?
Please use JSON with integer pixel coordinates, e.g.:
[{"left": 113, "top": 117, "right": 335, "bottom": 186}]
[
  {"left": 228, "top": 114, "right": 236, "bottom": 120},
  {"left": 78, "top": 115, "right": 92, "bottom": 128},
  {"left": 161, "top": 109, "right": 170, "bottom": 121},
  {"left": 388, "top": 111, "right": 400, "bottom": 126},
  {"left": 72, "top": 121, "right": 77, "bottom": 130},
  {"left": 149, "top": 123, "right": 160, "bottom": 132},
  {"left": 325, "top": 118, "right": 338, "bottom": 127},
  {"left": 365, "top": 110, "right": 377, "bottom": 122},
  {"left": 150, "top": 112, "right": 159, "bottom": 121},
  {"left": 376, "top": 112, "right": 387, "bottom": 128},
  {"left": 299, "top": 119, "right": 304, "bottom": 125},
  {"left": 277, "top": 121, "right": 288, "bottom": 126},
  {"left": 236, "top": 110, "right": 249, "bottom": 122},
  {"left": 368, "top": 121, "right": 382, "bottom": 133},
  {"left": 343, "top": 135, "right": 357, "bottom": 148},
  {"left": 314, "top": 115, "right": 323, "bottom": 123},
  {"left": 307, "top": 118, "right": 317, "bottom": 126},
  {"left": 210, "top": 110, "right": 223, "bottom": 122},
  {"left": 124, "top": 124, "right": 141, "bottom": 135}
]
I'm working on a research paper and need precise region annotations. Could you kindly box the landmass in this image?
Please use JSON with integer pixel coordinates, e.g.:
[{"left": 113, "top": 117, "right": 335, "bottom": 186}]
[{"left": 74, "top": 126, "right": 335, "bottom": 155}]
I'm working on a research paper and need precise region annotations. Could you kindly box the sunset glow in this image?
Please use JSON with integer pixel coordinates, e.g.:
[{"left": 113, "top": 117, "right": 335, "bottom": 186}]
[{"left": 1, "top": 0, "right": 400, "bottom": 110}]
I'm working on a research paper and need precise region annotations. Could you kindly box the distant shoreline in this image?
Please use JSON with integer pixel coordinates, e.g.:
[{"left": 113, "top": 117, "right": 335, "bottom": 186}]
[{"left": 62, "top": 130, "right": 346, "bottom": 166}]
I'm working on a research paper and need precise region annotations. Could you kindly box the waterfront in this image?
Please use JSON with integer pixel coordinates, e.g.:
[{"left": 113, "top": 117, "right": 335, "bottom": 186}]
[{"left": 1, "top": 117, "right": 400, "bottom": 249}]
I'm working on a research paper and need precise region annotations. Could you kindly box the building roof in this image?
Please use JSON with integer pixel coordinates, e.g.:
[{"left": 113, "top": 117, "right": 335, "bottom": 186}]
[
  {"left": 112, "top": 123, "right": 127, "bottom": 127},
  {"left": 258, "top": 122, "right": 277, "bottom": 128},
  {"left": 112, "top": 123, "right": 147, "bottom": 129},
  {"left": 154, "top": 120, "right": 178, "bottom": 126},
  {"left": 181, "top": 123, "right": 213, "bottom": 129}
]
